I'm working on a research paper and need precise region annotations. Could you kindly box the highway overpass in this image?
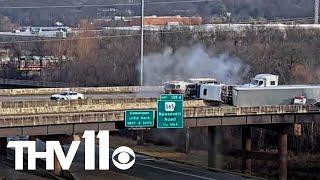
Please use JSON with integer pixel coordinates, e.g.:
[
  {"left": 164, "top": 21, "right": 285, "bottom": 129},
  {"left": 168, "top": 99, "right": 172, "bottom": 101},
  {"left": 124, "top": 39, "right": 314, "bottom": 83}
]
[
  {"left": 0, "top": 100, "right": 316, "bottom": 135},
  {"left": 0, "top": 86, "right": 317, "bottom": 180}
]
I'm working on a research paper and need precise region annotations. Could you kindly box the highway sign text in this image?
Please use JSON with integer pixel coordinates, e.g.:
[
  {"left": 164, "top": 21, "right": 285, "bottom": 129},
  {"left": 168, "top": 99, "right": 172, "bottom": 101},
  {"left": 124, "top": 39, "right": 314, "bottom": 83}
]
[
  {"left": 160, "top": 94, "right": 183, "bottom": 101},
  {"left": 125, "top": 110, "right": 154, "bottom": 128},
  {"left": 157, "top": 94, "right": 184, "bottom": 128}
]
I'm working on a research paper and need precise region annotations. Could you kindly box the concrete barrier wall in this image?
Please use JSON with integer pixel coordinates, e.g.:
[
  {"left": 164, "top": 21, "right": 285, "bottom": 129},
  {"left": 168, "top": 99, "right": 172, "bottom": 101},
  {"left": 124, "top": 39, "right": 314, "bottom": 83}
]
[
  {"left": 0, "top": 86, "right": 162, "bottom": 96},
  {"left": 0, "top": 98, "right": 158, "bottom": 108},
  {"left": 0, "top": 99, "right": 206, "bottom": 116},
  {"left": 0, "top": 97, "right": 206, "bottom": 109}
]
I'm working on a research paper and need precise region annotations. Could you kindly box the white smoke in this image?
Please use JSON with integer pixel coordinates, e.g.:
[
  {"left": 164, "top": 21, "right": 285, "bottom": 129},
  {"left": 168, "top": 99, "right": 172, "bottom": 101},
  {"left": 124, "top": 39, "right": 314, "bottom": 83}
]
[{"left": 142, "top": 45, "right": 249, "bottom": 85}]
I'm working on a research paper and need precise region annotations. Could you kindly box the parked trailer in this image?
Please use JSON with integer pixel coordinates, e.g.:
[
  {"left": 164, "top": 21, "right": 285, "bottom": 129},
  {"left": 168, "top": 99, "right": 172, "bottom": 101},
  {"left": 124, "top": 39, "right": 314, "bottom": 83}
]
[{"left": 232, "top": 85, "right": 320, "bottom": 107}]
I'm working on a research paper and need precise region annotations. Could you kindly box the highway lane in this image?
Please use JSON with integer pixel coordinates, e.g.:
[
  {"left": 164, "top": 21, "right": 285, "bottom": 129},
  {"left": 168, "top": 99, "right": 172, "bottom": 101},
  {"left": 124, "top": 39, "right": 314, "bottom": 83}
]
[
  {"left": 114, "top": 157, "right": 254, "bottom": 180},
  {"left": 0, "top": 167, "right": 49, "bottom": 179},
  {"left": 0, "top": 91, "right": 162, "bottom": 101},
  {"left": 2, "top": 137, "right": 258, "bottom": 180},
  {"left": 69, "top": 143, "right": 257, "bottom": 180}
]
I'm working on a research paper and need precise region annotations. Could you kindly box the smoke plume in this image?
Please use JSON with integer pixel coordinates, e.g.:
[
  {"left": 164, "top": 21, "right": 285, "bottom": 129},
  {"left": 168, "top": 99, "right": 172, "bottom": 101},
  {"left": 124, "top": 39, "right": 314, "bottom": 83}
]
[{"left": 142, "top": 45, "right": 249, "bottom": 85}]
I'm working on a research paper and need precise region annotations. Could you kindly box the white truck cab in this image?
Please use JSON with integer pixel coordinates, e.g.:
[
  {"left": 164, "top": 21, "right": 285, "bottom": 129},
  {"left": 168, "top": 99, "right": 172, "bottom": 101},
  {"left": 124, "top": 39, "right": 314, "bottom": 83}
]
[{"left": 246, "top": 74, "right": 279, "bottom": 87}]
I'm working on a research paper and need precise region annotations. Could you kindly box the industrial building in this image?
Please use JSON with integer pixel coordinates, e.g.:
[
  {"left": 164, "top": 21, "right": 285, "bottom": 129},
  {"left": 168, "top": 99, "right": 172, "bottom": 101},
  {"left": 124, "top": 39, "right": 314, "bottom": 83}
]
[{"left": 93, "top": 15, "right": 203, "bottom": 27}]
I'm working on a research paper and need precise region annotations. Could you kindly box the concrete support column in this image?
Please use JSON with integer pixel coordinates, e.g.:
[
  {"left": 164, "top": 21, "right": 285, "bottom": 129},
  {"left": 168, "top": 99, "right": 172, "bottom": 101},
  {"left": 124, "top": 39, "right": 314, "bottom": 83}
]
[
  {"left": 278, "top": 129, "right": 288, "bottom": 180},
  {"left": 29, "top": 136, "right": 37, "bottom": 141},
  {"left": 208, "top": 126, "right": 222, "bottom": 168},
  {"left": 185, "top": 127, "right": 190, "bottom": 153},
  {"left": 53, "top": 135, "right": 77, "bottom": 176},
  {"left": 53, "top": 153, "right": 62, "bottom": 176},
  {"left": 36, "top": 134, "right": 76, "bottom": 176},
  {"left": 137, "top": 130, "right": 144, "bottom": 145},
  {"left": 0, "top": 137, "right": 7, "bottom": 156},
  {"left": 241, "top": 125, "right": 252, "bottom": 174},
  {"left": 52, "top": 134, "right": 80, "bottom": 176},
  {"left": 310, "top": 122, "right": 314, "bottom": 151}
]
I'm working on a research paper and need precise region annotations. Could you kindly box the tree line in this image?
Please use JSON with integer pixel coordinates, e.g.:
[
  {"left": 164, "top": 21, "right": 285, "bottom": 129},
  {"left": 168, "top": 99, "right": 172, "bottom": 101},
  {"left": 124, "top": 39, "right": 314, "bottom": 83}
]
[{"left": 1, "top": 26, "right": 320, "bottom": 86}]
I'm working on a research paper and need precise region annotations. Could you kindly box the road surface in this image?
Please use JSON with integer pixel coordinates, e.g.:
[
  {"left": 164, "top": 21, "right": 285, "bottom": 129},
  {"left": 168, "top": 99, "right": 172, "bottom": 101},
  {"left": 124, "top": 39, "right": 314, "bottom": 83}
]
[
  {"left": 1, "top": 139, "right": 259, "bottom": 179},
  {"left": 69, "top": 143, "right": 257, "bottom": 180},
  {"left": 0, "top": 92, "right": 161, "bottom": 101}
]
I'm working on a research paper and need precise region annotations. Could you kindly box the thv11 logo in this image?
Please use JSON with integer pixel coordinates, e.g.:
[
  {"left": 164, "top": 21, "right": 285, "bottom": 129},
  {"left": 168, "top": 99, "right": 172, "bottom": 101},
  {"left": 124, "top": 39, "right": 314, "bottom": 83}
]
[{"left": 7, "top": 131, "right": 135, "bottom": 170}]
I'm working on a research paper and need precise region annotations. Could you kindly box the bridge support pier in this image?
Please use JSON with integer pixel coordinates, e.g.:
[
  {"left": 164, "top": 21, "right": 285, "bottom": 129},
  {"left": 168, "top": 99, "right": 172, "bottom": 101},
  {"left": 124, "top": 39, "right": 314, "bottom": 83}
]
[
  {"left": 278, "top": 127, "right": 288, "bottom": 180},
  {"left": 185, "top": 127, "right": 190, "bottom": 153},
  {"left": 208, "top": 126, "right": 222, "bottom": 168},
  {"left": 54, "top": 153, "right": 62, "bottom": 176},
  {"left": 31, "top": 134, "right": 76, "bottom": 176},
  {"left": 0, "top": 137, "right": 7, "bottom": 156},
  {"left": 241, "top": 125, "right": 251, "bottom": 174},
  {"left": 54, "top": 135, "right": 78, "bottom": 176},
  {"left": 137, "top": 130, "right": 145, "bottom": 145}
]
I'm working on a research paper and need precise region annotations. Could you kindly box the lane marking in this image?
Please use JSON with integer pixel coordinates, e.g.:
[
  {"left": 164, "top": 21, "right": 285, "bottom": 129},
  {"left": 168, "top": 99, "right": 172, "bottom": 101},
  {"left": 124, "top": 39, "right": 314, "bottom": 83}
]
[
  {"left": 141, "top": 158, "right": 155, "bottom": 161},
  {"left": 135, "top": 162, "right": 216, "bottom": 180},
  {"left": 138, "top": 157, "right": 214, "bottom": 174}
]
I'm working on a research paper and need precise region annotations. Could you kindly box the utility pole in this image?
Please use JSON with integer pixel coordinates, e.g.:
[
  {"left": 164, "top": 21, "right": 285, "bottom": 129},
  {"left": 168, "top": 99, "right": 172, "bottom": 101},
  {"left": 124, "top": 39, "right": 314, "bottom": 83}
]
[
  {"left": 140, "top": 0, "right": 144, "bottom": 86},
  {"left": 137, "top": 0, "right": 145, "bottom": 146},
  {"left": 315, "top": 0, "right": 319, "bottom": 24}
]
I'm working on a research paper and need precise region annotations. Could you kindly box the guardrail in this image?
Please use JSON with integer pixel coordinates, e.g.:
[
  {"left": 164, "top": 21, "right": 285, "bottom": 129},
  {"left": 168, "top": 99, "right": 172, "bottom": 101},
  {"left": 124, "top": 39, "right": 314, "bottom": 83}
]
[
  {"left": 0, "top": 86, "right": 162, "bottom": 96},
  {"left": 0, "top": 98, "right": 158, "bottom": 108},
  {"left": 185, "top": 105, "right": 320, "bottom": 117}
]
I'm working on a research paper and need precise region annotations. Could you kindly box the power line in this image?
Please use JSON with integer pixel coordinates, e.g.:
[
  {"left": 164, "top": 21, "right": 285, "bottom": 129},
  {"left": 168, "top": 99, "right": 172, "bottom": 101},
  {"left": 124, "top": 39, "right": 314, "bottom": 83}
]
[
  {"left": 270, "top": 17, "right": 314, "bottom": 21},
  {"left": 241, "top": 17, "right": 315, "bottom": 24},
  {"left": 2, "top": 21, "right": 319, "bottom": 45},
  {"left": 0, "top": 0, "right": 218, "bottom": 9},
  {"left": 0, "top": 30, "right": 196, "bottom": 45}
]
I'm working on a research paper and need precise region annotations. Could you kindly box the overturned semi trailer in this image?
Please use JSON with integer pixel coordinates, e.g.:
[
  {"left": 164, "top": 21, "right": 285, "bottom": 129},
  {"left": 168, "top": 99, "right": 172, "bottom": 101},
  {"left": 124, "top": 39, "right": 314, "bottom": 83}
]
[
  {"left": 199, "top": 84, "right": 234, "bottom": 105},
  {"left": 232, "top": 85, "right": 320, "bottom": 107}
]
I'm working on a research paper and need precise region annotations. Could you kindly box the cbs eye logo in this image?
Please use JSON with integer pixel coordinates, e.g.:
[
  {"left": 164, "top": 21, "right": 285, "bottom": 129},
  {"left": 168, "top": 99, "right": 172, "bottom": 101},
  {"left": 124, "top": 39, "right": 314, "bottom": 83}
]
[{"left": 112, "top": 146, "right": 135, "bottom": 170}]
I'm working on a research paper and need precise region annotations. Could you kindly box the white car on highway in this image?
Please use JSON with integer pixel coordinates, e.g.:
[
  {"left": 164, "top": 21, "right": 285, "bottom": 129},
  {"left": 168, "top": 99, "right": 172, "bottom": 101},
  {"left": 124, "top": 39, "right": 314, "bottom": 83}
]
[{"left": 50, "top": 91, "right": 85, "bottom": 100}]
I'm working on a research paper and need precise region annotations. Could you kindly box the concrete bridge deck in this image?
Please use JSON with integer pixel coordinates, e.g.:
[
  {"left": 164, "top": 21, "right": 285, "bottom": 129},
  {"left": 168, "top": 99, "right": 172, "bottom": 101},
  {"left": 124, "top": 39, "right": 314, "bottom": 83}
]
[
  {"left": 0, "top": 102, "right": 318, "bottom": 137},
  {"left": 0, "top": 98, "right": 316, "bottom": 180},
  {"left": 0, "top": 87, "right": 317, "bottom": 179}
]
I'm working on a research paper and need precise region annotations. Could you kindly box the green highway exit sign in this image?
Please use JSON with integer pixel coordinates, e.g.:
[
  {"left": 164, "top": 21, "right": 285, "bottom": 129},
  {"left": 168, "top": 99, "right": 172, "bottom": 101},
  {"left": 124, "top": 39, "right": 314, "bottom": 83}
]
[
  {"left": 157, "top": 94, "right": 184, "bottom": 128},
  {"left": 160, "top": 94, "right": 183, "bottom": 101},
  {"left": 125, "top": 110, "right": 154, "bottom": 128}
]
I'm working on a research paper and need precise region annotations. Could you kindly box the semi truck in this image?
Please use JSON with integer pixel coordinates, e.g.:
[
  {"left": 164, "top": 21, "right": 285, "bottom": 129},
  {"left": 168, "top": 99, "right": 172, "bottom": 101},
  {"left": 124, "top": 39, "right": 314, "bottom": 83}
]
[
  {"left": 194, "top": 74, "right": 320, "bottom": 107},
  {"left": 163, "top": 78, "right": 217, "bottom": 95},
  {"left": 163, "top": 81, "right": 191, "bottom": 94}
]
